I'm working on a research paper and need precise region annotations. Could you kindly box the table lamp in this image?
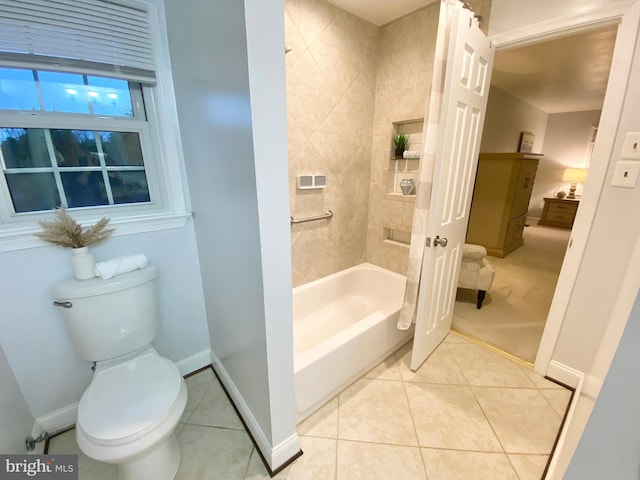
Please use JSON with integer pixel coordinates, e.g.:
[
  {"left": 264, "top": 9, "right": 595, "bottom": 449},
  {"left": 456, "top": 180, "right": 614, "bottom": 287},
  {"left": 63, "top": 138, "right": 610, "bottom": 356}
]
[{"left": 562, "top": 168, "right": 588, "bottom": 199}]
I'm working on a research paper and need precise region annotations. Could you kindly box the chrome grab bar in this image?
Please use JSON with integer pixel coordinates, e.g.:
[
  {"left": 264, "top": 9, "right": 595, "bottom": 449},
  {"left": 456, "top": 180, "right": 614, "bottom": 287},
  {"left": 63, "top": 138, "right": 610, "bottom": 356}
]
[{"left": 290, "top": 210, "right": 333, "bottom": 225}]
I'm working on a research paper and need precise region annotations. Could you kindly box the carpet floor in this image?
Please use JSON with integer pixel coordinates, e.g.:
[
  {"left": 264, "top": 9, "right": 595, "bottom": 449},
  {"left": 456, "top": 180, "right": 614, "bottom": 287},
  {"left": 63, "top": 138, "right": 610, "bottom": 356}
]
[{"left": 452, "top": 224, "right": 571, "bottom": 363}]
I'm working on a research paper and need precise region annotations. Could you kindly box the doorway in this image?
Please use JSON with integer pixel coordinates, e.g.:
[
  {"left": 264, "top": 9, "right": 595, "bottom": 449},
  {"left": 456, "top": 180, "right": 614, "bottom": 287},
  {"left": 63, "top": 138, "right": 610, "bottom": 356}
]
[{"left": 451, "top": 25, "right": 617, "bottom": 364}]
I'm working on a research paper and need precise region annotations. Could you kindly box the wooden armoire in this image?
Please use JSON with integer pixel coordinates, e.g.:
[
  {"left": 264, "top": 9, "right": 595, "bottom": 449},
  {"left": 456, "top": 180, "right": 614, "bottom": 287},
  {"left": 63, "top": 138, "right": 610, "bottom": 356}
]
[{"left": 465, "top": 152, "right": 542, "bottom": 257}]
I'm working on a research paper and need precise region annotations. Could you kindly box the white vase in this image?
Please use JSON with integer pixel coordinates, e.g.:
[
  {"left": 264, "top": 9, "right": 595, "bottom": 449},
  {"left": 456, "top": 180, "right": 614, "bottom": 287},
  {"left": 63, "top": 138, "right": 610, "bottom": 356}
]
[{"left": 71, "top": 247, "right": 96, "bottom": 280}]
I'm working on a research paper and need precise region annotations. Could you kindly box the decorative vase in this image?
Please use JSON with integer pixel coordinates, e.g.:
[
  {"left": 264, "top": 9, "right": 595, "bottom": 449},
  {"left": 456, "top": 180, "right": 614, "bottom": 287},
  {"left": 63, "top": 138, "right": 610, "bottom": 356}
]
[
  {"left": 400, "top": 178, "right": 415, "bottom": 195},
  {"left": 395, "top": 148, "right": 405, "bottom": 159},
  {"left": 71, "top": 247, "right": 96, "bottom": 280}
]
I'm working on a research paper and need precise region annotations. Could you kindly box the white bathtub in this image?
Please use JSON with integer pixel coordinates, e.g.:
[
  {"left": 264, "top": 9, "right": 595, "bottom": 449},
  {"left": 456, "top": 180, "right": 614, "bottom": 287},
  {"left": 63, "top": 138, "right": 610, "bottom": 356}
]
[{"left": 293, "top": 262, "right": 414, "bottom": 422}]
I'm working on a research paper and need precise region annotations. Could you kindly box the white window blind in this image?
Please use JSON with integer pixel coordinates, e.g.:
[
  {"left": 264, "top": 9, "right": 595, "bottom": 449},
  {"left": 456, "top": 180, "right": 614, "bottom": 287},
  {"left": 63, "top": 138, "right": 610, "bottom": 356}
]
[{"left": 0, "top": 0, "right": 156, "bottom": 83}]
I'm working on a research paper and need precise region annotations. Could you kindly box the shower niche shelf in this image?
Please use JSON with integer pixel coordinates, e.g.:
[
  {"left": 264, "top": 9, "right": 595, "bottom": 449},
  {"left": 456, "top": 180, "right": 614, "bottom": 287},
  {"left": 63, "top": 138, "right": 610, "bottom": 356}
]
[
  {"left": 383, "top": 226, "right": 411, "bottom": 249},
  {"left": 387, "top": 120, "right": 423, "bottom": 197},
  {"left": 385, "top": 192, "right": 415, "bottom": 202}
]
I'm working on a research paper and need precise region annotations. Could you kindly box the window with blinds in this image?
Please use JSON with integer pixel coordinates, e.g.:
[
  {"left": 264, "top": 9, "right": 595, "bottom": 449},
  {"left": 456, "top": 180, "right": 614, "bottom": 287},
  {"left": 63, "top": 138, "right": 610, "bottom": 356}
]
[
  {"left": 0, "top": 0, "right": 166, "bottom": 223},
  {"left": 0, "top": 0, "right": 156, "bottom": 82}
]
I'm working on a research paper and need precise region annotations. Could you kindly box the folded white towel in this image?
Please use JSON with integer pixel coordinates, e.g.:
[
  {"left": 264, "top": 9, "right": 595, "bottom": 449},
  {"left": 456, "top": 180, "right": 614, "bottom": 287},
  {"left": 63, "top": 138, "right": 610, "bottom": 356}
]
[
  {"left": 94, "top": 254, "right": 148, "bottom": 280},
  {"left": 403, "top": 150, "right": 421, "bottom": 159}
]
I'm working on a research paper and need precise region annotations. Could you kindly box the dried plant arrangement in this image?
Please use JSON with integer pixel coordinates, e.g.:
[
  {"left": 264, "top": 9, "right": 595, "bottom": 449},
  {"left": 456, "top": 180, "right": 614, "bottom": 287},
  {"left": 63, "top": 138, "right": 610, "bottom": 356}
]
[{"left": 34, "top": 206, "right": 114, "bottom": 248}]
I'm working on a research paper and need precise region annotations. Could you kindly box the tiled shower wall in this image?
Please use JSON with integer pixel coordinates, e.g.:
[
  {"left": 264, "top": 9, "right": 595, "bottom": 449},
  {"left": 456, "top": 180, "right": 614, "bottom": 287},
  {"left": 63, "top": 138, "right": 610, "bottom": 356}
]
[
  {"left": 366, "top": 5, "right": 439, "bottom": 275},
  {"left": 286, "top": 0, "right": 492, "bottom": 285},
  {"left": 285, "top": 0, "right": 378, "bottom": 287}
]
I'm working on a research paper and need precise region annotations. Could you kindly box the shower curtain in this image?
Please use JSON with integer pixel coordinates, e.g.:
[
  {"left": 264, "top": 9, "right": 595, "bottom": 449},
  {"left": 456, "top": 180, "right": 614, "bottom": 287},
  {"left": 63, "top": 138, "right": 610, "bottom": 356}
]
[{"left": 397, "top": 0, "right": 461, "bottom": 330}]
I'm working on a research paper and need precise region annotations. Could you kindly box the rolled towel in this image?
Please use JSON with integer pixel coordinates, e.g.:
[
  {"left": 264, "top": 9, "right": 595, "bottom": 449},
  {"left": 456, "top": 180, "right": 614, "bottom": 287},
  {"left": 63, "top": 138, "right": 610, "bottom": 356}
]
[
  {"left": 403, "top": 150, "right": 421, "bottom": 159},
  {"left": 94, "top": 254, "right": 148, "bottom": 280}
]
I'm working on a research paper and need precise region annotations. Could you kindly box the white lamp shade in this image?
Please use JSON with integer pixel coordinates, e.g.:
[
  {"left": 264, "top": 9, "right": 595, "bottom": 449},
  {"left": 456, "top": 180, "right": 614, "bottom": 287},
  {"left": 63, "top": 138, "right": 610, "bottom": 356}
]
[{"left": 562, "top": 168, "right": 588, "bottom": 183}]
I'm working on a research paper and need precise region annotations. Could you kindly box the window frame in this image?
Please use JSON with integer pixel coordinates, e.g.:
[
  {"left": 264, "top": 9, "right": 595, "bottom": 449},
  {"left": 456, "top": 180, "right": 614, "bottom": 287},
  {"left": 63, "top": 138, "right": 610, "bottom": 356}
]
[
  {"left": 0, "top": 0, "right": 191, "bottom": 252},
  {"left": 0, "top": 76, "right": 164, "bottom": 221}
]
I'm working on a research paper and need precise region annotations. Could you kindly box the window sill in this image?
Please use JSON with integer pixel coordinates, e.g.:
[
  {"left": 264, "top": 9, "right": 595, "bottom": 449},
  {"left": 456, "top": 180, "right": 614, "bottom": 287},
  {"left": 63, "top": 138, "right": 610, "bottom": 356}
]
[{"left": 0, "top": 212, "right": 192, "bottom": 253}]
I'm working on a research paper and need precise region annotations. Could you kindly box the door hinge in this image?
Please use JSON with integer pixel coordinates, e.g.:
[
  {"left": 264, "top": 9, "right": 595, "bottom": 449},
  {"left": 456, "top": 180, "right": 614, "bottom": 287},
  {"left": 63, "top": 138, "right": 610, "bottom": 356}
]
[{"left": 426, "top": 237, "right": 431, "bottom": 247}]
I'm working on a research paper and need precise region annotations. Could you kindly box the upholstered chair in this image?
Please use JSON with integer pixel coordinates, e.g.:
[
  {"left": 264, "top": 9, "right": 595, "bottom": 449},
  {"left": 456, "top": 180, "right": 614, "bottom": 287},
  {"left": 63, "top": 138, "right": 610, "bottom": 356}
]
[{"left": 457, "top": 244, "right": 495, "bottom": 309}]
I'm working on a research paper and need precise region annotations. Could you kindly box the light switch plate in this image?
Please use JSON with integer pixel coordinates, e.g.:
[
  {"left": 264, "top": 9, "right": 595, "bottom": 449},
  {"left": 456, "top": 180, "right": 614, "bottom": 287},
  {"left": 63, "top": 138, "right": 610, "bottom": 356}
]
[
  {"left": 621, "top": 132, "right": 640, "bottom": 160},
  {"left": 611, "top": 161, "right": 640, "bottom": 188}
]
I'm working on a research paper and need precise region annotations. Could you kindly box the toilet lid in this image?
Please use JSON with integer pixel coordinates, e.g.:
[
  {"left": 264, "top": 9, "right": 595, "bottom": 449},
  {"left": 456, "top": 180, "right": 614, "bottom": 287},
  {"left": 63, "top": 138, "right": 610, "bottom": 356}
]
[{"left": 77, "top": 351, "right": 182, "bottom": 445}]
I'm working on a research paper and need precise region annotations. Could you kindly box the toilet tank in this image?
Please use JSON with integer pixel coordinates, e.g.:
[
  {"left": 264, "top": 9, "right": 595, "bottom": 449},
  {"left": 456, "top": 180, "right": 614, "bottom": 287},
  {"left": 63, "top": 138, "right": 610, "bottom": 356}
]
[{"left": 52, "top": 265, "right": 160, "bottom": 362}]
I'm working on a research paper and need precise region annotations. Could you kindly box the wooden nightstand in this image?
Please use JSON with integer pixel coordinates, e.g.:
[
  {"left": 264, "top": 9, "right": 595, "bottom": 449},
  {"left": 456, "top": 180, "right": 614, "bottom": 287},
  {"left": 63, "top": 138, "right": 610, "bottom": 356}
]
[{"left": 538, "top": 197, "right": 579, "bottom": 229}]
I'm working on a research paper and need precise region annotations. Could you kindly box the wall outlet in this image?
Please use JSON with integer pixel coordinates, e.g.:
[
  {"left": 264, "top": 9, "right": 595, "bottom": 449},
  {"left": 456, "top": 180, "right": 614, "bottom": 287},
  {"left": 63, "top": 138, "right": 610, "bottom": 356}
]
[
  {"left": 621, "top": 132, "right": 640, "bottom": 160},
  {"left": 611, "top": 161, "right": 640, "bottom": 188}
]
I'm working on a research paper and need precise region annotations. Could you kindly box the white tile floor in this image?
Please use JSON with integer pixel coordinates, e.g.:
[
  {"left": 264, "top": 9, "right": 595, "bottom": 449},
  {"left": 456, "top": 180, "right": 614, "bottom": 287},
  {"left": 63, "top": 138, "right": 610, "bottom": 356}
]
[{"left": 47, "top": 332, "right": 571, "bottom": 479}]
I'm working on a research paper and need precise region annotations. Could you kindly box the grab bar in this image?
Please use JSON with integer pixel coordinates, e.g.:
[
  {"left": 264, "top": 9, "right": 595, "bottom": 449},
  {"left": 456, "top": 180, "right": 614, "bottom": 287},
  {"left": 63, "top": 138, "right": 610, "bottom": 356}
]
[{"left": 290, "top": 210, "right": 333, "bottom": 225}]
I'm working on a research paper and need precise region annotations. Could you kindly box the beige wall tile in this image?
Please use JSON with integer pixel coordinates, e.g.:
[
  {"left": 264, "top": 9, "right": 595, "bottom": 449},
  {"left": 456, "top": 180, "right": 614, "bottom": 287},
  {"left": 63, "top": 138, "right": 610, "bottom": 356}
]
[
  {"left": 285, "top": 0, "right": 338, "bottom": 47},
  {"left": 286, "top": 0, "right": 378, "bottom": 285},
  {"left": 309, "top": 15, "right": 365, "bottom": 98},
  {"left": 286, "top": 0, "right": 439, "bottom": 283},
  {"left": 284, "top": 11, "right": 307, "bottom": 69},
  {"left": 286, "top": 51, "right": 341, "bottom": 140}
]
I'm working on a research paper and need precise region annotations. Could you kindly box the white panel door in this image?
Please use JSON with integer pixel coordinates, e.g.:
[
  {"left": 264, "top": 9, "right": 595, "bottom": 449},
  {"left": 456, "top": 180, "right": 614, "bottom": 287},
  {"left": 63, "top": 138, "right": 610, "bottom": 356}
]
[{"left": 410, "top": 7, "right": 494, "bottom": 370}]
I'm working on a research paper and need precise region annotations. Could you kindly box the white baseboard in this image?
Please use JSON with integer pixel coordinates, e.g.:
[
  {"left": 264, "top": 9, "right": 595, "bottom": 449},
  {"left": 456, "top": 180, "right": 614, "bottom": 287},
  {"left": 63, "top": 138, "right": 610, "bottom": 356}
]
[
  {"left": 36, "top": 402, "right": 78, "bottom": 436},
  {"left": 527, "top": 216, "right": 541, "bottom": 225},
  {"left": 176, "top": 348, "right": 211, "bottom": 376},
  {"left": 544, "top": 373, "right": 585, "bottom": 479},
  {"left": 210, "top": 351, "right": 300, "bottom": 472},
  {"left": 546, "top": 360, "right": 583, "bottom": 388},
  {"left": 34, "top": 349, "right": 212, "bottom": 438}
]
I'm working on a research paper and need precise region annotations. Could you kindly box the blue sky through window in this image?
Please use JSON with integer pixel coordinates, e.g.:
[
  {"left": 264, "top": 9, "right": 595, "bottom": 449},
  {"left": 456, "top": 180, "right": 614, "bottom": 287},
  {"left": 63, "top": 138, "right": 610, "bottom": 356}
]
[
  {"left": 0, "top": 68, "right": 39, "bottom": 110},
  {"left": 0, "top": 68, "right": 133, "bottom": 116}
]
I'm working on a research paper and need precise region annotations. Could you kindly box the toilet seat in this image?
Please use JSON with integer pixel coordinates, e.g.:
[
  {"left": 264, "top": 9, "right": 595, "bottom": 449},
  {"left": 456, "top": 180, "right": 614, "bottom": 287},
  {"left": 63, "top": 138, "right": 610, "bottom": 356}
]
[{"left": 77, "top": 349, "right": 183, "bottom": 447}]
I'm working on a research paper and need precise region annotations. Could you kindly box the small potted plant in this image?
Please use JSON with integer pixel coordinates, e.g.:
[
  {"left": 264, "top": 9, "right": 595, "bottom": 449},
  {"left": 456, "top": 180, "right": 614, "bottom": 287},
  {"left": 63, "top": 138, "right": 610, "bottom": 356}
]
[
  {"left": 35, "top": 206, "right": 114, "bottom": 280},
  {"left": 393, "top": 133, "right": 409, "bottom": 159}
]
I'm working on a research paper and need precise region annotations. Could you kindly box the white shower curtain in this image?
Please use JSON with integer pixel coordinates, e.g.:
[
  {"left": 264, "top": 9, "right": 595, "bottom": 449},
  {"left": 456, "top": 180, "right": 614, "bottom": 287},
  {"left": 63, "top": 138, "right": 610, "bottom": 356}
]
[{"left": 397, "top": 0, "right": 462, "bottom": 330}]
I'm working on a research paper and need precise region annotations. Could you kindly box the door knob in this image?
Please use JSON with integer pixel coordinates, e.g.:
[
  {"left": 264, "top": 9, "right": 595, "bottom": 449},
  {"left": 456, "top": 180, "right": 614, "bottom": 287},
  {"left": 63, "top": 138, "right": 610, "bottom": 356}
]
[{"left": 433, "top": 236, "right": 448, "bottom": 247}]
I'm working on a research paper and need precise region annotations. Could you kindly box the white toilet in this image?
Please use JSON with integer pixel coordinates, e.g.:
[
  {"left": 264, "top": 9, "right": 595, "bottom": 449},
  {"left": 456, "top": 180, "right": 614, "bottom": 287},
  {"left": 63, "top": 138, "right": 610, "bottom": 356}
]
[{"left": 52, "top": 265, "right": 187, "bottom": 480}]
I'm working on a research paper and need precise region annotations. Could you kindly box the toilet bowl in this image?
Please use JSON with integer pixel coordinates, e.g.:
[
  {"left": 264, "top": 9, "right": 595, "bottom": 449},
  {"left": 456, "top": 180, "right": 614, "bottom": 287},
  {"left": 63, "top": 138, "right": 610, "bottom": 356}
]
[
  {"left": 52, "top": 265, "right": 187, "bottom": 480},
  {"left": 76, "top": 348, "right": 187, "bottom": 480}
]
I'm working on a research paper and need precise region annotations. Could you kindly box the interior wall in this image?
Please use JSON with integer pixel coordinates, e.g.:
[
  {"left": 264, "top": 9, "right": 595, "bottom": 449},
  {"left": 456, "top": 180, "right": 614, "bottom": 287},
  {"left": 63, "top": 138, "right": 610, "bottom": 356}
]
[
  {"left": 0, "top": 224, "right": 209, "bottom": 422},
  {"left": 244, "top": 0, "right": 299, "bottom": 453},
  {"left": 284, "top": 0, "right": 379, "bottom": 287},
  {"left": 564, "top": 291, "right": 640, "bottom": 479},
  {"left": 165, "top": 0, "right": 298, "bottom": 465},
  {"left": 0, "top": 345, "right": 34, "bottom": 453},
  {"left": 529, "top": 110, "right": 601, "bottom": 218},
  {"left": 366, "top": 3, "right": 439, "bottom": 275},
  {"left": 480, "top": 85, "right": 548, "bottom": 154},
  {"left": 551, "top": 14, "right": 640, "bottom": 376}
]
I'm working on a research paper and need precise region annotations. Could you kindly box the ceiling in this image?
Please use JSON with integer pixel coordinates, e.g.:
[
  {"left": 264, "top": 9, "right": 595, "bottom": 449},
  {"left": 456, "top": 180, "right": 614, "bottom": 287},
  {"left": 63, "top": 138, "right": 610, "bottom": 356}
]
[
  {"left": 491, "top": 26, "right": 617, "bottom": 113},
  {"left": 326, "top": 0, "right": 436, "bottom": 26},
  {"left": 326, "top": 0, "right": 617, "bottom": 114}
]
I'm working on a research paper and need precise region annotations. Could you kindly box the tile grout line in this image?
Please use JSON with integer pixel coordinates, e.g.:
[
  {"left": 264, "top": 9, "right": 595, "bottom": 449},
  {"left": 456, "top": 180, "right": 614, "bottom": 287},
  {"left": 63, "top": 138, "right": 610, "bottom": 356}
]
[
  {"left": 446, "top": 343, "right": 533, "bottom": 479},
  {"left": 180, "top": 371, "right": 216, "bottom": 426},
  {"left": 397, "top": 353, "right": 431, "bottom": 480},
  {"left": 445, "top": 341, "right": 513, "bottom": 459}
]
